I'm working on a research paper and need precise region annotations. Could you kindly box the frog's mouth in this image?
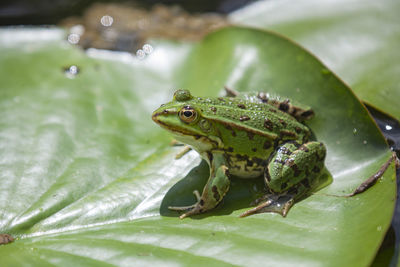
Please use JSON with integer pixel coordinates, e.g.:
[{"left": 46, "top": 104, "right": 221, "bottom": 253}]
[{"left": 152, "top": 109, "right": 218, "bottom": 150}]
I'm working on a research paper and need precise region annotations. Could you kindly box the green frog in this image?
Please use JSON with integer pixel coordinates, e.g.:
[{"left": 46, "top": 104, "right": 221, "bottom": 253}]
[{"left": 152, "top": 89, "right": 327, "bottom": 219}]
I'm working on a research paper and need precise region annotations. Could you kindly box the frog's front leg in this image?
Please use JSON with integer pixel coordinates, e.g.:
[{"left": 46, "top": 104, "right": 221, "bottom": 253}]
[
  {"left": 241, "top": 141, "right": 326, "bottom": 217},
  {"left": 169, "top": 153, "right": 230, "bottom": 219}
]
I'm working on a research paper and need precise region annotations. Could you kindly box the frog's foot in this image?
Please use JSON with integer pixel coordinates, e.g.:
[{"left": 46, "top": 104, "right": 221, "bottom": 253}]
[
  {"left": 239, "top": 194, "right": 294, "bottom": 218},
  {"left": 175, "top": 145, "right": 192, "bottom": 159},
  {"left": 168, "top": 190, "right": 204, "bottom": 219}
]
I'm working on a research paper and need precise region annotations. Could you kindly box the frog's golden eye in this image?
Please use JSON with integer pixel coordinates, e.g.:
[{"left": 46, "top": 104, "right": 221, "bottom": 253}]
[{"left": 179, "top": 106, "right": 197, "bottom": 123}]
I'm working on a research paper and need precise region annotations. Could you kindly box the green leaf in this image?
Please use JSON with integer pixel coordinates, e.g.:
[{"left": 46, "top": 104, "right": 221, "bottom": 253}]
[
  {"left": 0, "top": 27, "right": 395, "bottom": 266},
  {"left": 231, "top": 0, "right": 400, "bottom": 120}
]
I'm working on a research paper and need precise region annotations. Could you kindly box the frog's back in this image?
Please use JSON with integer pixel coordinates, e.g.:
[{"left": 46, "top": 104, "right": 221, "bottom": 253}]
[{"left": 192, "top": 96, "right": 310, "bottom": 142}]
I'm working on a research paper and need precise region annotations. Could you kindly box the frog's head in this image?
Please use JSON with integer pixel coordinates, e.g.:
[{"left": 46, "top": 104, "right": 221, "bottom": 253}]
[{"left": 152, "top": 90, "right": 219, "bottom": 150}]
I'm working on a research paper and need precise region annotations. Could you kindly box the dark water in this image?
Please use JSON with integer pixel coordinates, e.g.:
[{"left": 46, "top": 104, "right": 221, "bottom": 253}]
[
  {"left": 367, "top": 105, "right": 400, "bottom": 266},
  {"left": 0, "top": 0, "right": 255, "bottom": 25}
]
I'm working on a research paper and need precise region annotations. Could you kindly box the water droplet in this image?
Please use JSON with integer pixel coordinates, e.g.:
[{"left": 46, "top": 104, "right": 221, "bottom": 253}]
[
  {"left": 377, "top": 226, "right": 382, "bottom": 231},
  {"left": 363, "top": 140, "right": 368, "bottom": 145},
  {"left": 67, "top": 33, "right": 80, "bottom": 44},
  {"left": 100, "top": 15, "right": 114, "bottom": 27},
  {"left": 142, "top": 44, "right": 153, "bottom": 54},
  {"left": 385, "top": 125, "right": 393, "bottom": 131},
  {"left": 64, "top": 65, "right": 79, "bottom": 79},
  {"left": 353, "top": 128, "right": 357, "bottom": 134},
  {"left": 136, "top": 49, "right": 146, "bottom": 59}
]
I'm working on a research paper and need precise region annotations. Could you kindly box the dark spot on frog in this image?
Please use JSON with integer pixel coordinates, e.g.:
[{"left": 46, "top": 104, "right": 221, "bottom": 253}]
[
  {"left": 252, "top": 148, "right": 257, "bottom": 152},
  {"left": 302, "top": 179, "right": 311, "bottom": 188},
  {"left": 288, "top": 187, "right": 299, "bottom": 195},
  {"left": 269, "top": 108, "right": 277, "bottom": 113},
  {"left": 199, "top": 199, "right": 205, "bottom": 206},
  {"left": 210, "top": 106, "right": 217, "bottom": 113},
  {"left": 194, "top": 135, "right": 201, "bottom": 140},
  {"left": 163, "top": 109, "right": 168, "bottom": 114},
  {"left": 279, "top": 119, "right": 287, "bottom": 127},
  {"left": 237, "top": 103, "right": 246, "bottom": 109},
  {"left": 257, "top": 92, "right": 268, "bottom": 102},
  {"left": 312, "top": 166, "right": 320, "bottom": 173},
  {"left": 226, "top": 147, "right": 234, "bottom": 152},
  {"left": 279, "top": 103, "right": 289, "bottom": 112},
  {"left": 252, "top": 157, "right": 266, "bottom": 167},
  {"left": 280, "top": 182, "right": 288, "bottom": 190},
  {"left": 207, "top": 151, "right": 213, "bottom": 162},
  {"left": 240, "top": 115, "right": 250, "bottom": 121},
  {"left": 212, "top": 186, "right": 220, "bottom": 201},
  {"left": 247, "top": 131, "right": 254, "bottom": 140},
  {"left": 218, "top": 97, "right": 225, "bottom": 102},
  {"left": 263, "top": 140, "right": 272, "bottom": 149},
  {"left": 291, "top": 164, "right": 301, "bottom": 177},
  {"left": 291, "top": 107, "right": 298, "bottom": 116},
  {"left": 264, "top": 119, "right": 273, "bottom": 130},
  {"left": 295, "top": 127, "right": 302, "bottom": 134}
]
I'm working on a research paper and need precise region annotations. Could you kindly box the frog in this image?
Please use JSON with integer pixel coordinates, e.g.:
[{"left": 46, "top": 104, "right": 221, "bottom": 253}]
[{"left": 152, "top": 89, "right": 327, "bottom": 219}]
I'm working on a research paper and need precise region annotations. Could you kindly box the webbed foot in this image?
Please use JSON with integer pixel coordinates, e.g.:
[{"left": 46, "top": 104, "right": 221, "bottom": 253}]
[
  {"left": 168, "top": 190, "right": 203, "bottom": 219},
  {"left": 239, "top": 194, "right": 294, "bottom": 218}
]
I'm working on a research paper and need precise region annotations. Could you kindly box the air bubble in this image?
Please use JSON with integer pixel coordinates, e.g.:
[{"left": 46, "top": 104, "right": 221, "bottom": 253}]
[
  {"left": 100, "top": 15, "right": 114, "bottom": 27},
  {"left": 363, "top": 140, "right": 367, "bottom": 145},
  {"left": 385, "top": 125, "right": 393, "bottom": 131},
  {"left": 353, "top": 128, "right": 357, "bottom": 134},
  {"left": 136, "top": 49, "right": 146, "bottom": 59},
  {"left": 142, "top": 44, "right": 153, "bottom": 54},
  {"left": 67, "top": 33, "right": 80, "bottom": 44}
]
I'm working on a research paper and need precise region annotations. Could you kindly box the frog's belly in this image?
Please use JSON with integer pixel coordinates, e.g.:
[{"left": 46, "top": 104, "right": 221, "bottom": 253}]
[{"left": 225, "top": 154, "right": 266, "bottom": 179}]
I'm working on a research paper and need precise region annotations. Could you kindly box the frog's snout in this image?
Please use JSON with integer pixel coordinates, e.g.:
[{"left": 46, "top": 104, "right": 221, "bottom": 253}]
[
  {"left": 151, "top": 111, "right": 159, "bottom": 123},
  {"left": 152, "top": 108, "right": 177, "bottom": 125}
]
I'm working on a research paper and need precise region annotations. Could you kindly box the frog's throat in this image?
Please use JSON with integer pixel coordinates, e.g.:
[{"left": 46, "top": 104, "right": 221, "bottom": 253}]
[{"left": 171, "top": 131, "right": 222, "bottom": 152}]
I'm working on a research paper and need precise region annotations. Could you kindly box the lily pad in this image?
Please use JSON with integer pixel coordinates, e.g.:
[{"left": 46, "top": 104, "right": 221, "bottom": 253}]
[
  {"left": 230, "top": 0, "right": 400, "bottom": 120},
  {"left": 0, "top": 27, "right": 395, "bottom": 266}
]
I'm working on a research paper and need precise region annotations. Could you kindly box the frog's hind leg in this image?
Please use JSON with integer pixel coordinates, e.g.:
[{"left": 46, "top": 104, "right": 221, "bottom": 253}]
[{"left": 240, "top": 141, "right": 326, "bottom": 218}]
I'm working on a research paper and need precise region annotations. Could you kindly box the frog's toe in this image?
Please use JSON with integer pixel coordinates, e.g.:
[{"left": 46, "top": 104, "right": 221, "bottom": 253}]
[
  {"left": 239, "top": 194, "right": 294, "bottom": 218},
  {"left": 168, "top": 190, "right": 203, "bottom": 218}
]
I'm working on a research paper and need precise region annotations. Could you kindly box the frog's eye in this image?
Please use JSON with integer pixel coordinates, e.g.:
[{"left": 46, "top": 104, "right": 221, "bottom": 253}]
[{"left": 179, "top": 106, "right": 197, "bottom": 123}]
